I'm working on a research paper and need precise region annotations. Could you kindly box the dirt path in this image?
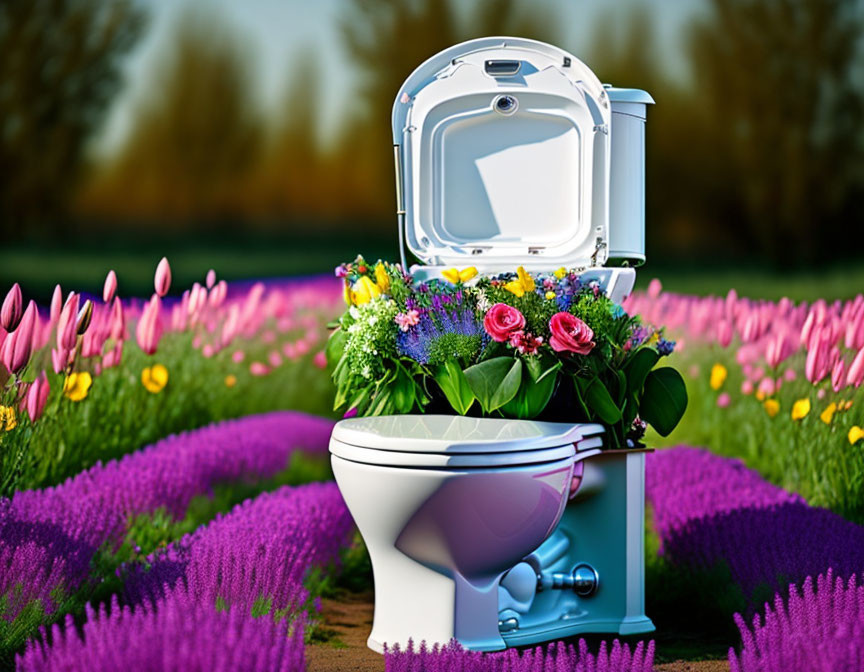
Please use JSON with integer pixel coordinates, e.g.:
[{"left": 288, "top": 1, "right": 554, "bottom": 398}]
[{"left": 306, "top": 594, "right": 729, "bottom": 672}]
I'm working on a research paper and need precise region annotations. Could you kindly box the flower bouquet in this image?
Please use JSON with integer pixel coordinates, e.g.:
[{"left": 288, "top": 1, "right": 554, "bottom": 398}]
[{"left": 326, "top": 257, "right": 687, "bottom": 449}]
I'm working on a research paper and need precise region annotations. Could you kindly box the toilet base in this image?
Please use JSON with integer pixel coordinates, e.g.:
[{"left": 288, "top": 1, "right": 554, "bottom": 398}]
[{"left": 501, "top": 615, "right": 655, "bottom": 648}]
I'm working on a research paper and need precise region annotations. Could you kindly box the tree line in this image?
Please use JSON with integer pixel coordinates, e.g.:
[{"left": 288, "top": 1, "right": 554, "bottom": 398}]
[{"left": 1, "top": 0, "right": 862, "bottom": 267}]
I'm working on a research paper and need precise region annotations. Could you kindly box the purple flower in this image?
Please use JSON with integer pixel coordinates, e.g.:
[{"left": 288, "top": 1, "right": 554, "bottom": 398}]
[
  {"left": 16, "top": 590, "right": 306, "bottom": 672},
  {"left": 728, "top": 570, "right": 864, "bottom": 672},
  {"left": 384, "top": 638, "right": 654, "bottom": 672},
  {"left": 646, "top": 448, "right": 864, "bottom": 598}
]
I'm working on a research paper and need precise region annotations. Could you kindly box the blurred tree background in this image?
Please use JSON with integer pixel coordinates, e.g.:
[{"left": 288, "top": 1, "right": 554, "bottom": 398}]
[{"left": 1, "top": 0, "right": 863, "bottom": 296}]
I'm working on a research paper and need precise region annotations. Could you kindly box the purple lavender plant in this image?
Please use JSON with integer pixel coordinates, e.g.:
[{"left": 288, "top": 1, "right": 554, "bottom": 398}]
[
  {"left": 1, "top": 411, "right": 334, "bottom": 621},
  {"left": 646, "top": 447, "right": 864, "bottom": 596},
  {"left": 397, "top": 306, "right": 485, "bottom": 365},
  {"left": 728, "top": 570, "right": 864, "bottom": 672},
  {"left": 16, "top": 589, "right": 306, "bottom": 672},
  {"left": 124, "top": 482, "right": 353, "bottom": 618},
  {"left": 384, "top": 638, "right": 654, "bottom": 672}
]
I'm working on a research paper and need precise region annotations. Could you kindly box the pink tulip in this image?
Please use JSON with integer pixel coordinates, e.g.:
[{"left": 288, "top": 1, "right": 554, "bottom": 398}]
[
  {"left": 51, "top": 347, "right": 69, "bottom": 374},
  {"left": 249, "top": 362, "right": 270, "bottom": 376},
  {"left": 56, "top": 293, "right": 79, "bottom": 351},
  {"left": 847, "top": 346, "right": 864, "bottom": 388},
  {"left": 103, "top": 342, "right": 123, "bottom": 369},
  {"left": 765, "top": 332, "right": 793, "bottom": 369},
  {"left": 832, "top": 358, "right": 847, "bottom": 393},
  {"left": 716, "top": 392, "right": 731, "bottom": 408},
  {"left": 741, "top": 380, "right": 754, "bottom": 395},
  {"left": 50, "top": 285, "right": 63, "bottom": 324},
  {"left": 784, "top": 368, "right": 797, "bottom": 382},
  {"left": 313, "top": 350, "right": 327, "bottom": 369},
  {"left": 1, "top": 283, "right": 23, "bottom": 332},
  {"left": 25, "top": 371, "right": 50, "bottom": 422},
  {"left": 154, "top": 257, "right": 171, "bottom": 297},
  {"left": 282, "top": 342, "right": 296, "bottom": 359},
  {"left": 103, "top": 270, "right": 118, "bottom": 303},
  {"left": 268, "top": 351, "right": 283, "bottom": 367},
  {"left": 717, "top": 320, "right": 733, "bottom": 348},
  {"left": 109, "top": 298, "right": 126, "bottom": 341},
  {"left": 647, "top": 278, "right": 662, "bottom": 300},
  {"left": 188, "top": 283, "right": 206, "bottom": 316},
  {"left": 136, "top": 294, "right": 163, "bottom": 355},
  {"left": 202, "top": 344, "right": 215, "bottom": 358},
  {"left": 206, "top": 269, "right": 216, "bottom": 290},
  {"left": 209, "top": 280, "right": 227, "bottom": 308},
  {"left": 2, "top": 301, "right": 37, "bottom": 374},
  {"left": 757, "top": 377, "right": 775, "bottom": 399}
]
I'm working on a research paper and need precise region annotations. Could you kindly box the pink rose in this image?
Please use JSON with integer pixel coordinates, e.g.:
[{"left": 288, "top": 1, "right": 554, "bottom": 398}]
[
  {"left": 483, "top": 303, "right": 526, "bottom": 342},
  {"left": 549, "top": 312, "right": 595, "bottom": 355}
]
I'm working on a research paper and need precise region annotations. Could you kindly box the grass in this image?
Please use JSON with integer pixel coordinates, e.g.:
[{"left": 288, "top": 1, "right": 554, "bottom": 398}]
[{"left": 652, "top": 348, "right": 864, "bottom": 524}]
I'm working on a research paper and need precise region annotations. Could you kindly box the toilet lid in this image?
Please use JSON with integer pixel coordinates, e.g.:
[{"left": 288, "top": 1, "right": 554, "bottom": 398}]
[
  {"left": 331, "top": 415, "right": 603, "bottom": 454},
  {"left": 392, "top": 37, "right": 611, "bottom": 271}
]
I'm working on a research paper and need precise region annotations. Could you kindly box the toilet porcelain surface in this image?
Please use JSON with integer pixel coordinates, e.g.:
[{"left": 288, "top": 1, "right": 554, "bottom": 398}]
[{"left": 332, "top": 414, "right": 604, "bottom": 454}]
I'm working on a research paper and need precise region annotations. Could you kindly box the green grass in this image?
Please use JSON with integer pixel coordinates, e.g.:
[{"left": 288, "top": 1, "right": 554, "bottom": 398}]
[{"left": 652, "top": 347, "right": 864, "bottom": 524}]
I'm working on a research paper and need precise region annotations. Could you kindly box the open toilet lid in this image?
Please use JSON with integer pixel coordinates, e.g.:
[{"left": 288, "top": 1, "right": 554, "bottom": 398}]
[
  {"left": 392, "top": 37, "right": 611, "bottom": 272},
  {"left": 331, "top": 415, "right": 603, "bottom": 454}
]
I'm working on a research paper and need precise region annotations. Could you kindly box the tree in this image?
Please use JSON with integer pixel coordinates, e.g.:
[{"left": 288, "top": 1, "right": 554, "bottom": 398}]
[
  {"left": 101, "top": 8, "right": 262, "bottom": 223},
  {"left": 0, "top": 0, "right": 145, "bottom": 237},
  {"left": 688, "top": 0, "right": 864, "bottom": 266}
]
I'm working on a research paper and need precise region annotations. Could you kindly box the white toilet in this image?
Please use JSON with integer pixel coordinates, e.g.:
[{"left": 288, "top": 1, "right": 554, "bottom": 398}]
[{"left": 330, "top": 37, "right": 655, "bottom": 652}]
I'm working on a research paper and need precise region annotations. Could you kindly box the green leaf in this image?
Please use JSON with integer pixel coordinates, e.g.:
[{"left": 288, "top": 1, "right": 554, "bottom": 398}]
[
  {"left": 325, "top": 328, "right": 347, "bottom": 368},
  {"left": 391, "top": 368, "right": 416, "bottom": 414},
  {"left": 463, "top": 357, "right": 522, "bottom": 413},
  {"left": 432, "top": 360, "right": 475, "bottom": 415},
  {"left": 577, "top": 376, "right": 622, "bottom": 424},
  {"left": 501, "top": 367, "right": 558, "bottom": 419},
  {"left": 640, "top": 367, "right": 688, "bottom": 436},
  {"left": 624, "top": 347, "right": 660, "bottom": 396}
]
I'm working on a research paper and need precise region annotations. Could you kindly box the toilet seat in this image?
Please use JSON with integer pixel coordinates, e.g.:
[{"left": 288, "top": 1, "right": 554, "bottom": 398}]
[{"left": 330, "top": 415, "right": 604, "bottom": 468}]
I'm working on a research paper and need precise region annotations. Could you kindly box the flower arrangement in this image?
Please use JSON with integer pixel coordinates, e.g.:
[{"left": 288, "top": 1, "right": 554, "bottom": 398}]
[{"left": 327, "top": 257, "right": 687, "bottom": 449}]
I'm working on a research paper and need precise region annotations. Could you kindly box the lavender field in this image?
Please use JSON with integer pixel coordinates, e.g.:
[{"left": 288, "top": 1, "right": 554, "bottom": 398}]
[{"left": 1, "top": 264, "right": 863, "bottom": 671}]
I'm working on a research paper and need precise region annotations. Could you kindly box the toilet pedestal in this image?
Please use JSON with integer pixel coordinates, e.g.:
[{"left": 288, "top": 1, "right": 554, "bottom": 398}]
[{"left": 499, "top": 450, "right": 655, "bottom": 646}]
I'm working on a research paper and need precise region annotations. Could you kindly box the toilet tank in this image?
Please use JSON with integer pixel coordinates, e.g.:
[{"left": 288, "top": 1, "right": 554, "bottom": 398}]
[{"left": 604, "top": 87, "right": 654, "bottom": 267}]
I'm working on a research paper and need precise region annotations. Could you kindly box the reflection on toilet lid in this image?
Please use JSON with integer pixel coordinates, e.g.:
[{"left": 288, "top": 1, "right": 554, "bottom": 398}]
[{"left": 331, "top": 415, "right": 603, "bottom": 454}]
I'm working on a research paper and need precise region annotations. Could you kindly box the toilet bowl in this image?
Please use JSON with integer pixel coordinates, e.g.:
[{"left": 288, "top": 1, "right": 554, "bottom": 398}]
[{"left": 329, "top": 415, "right": 604, "bottom": 652}]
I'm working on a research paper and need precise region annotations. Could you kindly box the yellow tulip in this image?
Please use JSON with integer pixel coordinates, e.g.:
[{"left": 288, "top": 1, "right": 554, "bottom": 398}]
[
  {"left": 820, "top": 402, "right": 837, "bottom": 425},
  {"left": 763, "top": 399, "right": 780, "bottom": 418},
  {"left": 0, "top": 406, "right": 16, "bottom": 431},
  {"left": 342, "top": 280, "right": 352, "bottom": 305},
  {"left": 553, "top": 267, "right": 567, "bottom": 280},
  {"left": 64, "top": 372, "right": 92, "bottom": 402},
  {"left": 844, "top": 400, "right": 854, "bottom": 411},
  {"left": 441, "top": 267, "right": 478, "bottom": 284},
  {"left": 142, "top": 364, "right": 169, "bottom": 394},
  {"left": 545, "top": 291, "right": 556, "bottom": 300},
  {"left": 710, "top": 364, "right": 728, "bottom": 390},
  {"left": 504, "top": 266, "right": 536, "bottom": 297},
  {"left": 351, "top": 276, "right": 381, "bottom": 305},
  {"left": 375, "top": 263, "right": 391, "bottom": 293},
  {"left": 791, "top": 398, "right": 810, "bottom": 421},
  {"left": 225, "top": 374, "right": 237, "bottom": 388},
  {"left": 848, "top": 426, "right": 864, "bottom": 445},
  {"left": 517, "top": 266, "right": 535, "bottom": 292}
]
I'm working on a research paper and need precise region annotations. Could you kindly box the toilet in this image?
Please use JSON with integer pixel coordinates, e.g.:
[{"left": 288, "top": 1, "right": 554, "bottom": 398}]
[{"left": 330, "top": 37, "right": 655, "bottom": 652}]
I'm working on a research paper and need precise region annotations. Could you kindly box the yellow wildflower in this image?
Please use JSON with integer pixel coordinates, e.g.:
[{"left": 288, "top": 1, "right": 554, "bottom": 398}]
[
  {"left": 0, "top": 406, "right": 16, "bottom": 431},
  {"left": 553, "top": 267, "right": 567, "bottom": 280},
  {"left": 64, "top": 372, "right": 92, "bottom": 402},
  {"left": 545, "top": 291, "right": 556, "bottom": 300},
  {"left": 849, "top": 426, "right": 864, "bottom": 445},
  {"left": 342, "top": 280, "right": 352, "bottom": 305},
  {"left": 375, "top": 263, "right": 391, "bottom": 293},
  {"left": 225, "top": 374, "right": 237, "bottom": 388},
  {"left": 351, "top": 276, "right": 380, "bottom": 305},
  {"left": 764, "top": 399, "right": 780, "bottom": 418},
  {"left": 820, "top": 402, "right": 837, "bottom": 425},
  {"left": 710, "top": 364, "right": 728, "bottom": 391},
  {"left": 648, "top": 332, "right": 661, "bottom": 345},
  {"left": 791, "top": 398, "right": 810, "bottom": 421},
  {"left": 441, "top": 267, "right": 478, "bottom": 284},
  {"left": 141, "top": 364, "right": 169, "bottom": 394},
  {"left": 504, "top": 266, "right": 536, "bottom": 297}
]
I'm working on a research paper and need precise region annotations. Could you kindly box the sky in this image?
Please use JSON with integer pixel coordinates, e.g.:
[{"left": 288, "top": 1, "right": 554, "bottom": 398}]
[{"left": 97, "top": 0, "right": 704, "bottom": 156}]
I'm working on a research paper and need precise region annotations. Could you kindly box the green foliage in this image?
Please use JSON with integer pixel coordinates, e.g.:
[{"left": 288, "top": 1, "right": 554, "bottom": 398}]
[
  {"left": 640, "top": 368, "right": 689, "bottom": 437},
  {"left": 0, "top": 333, "right": 336, "bottom": 495},
  {"left": 432, "top": 361, "right": 475, "bottom": 415},
  {"left": 463, "top": 357, "right": 522, "bottom": 413},
  {"left": 426, "top": 333, "right": 482, "bottom": 366}
]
